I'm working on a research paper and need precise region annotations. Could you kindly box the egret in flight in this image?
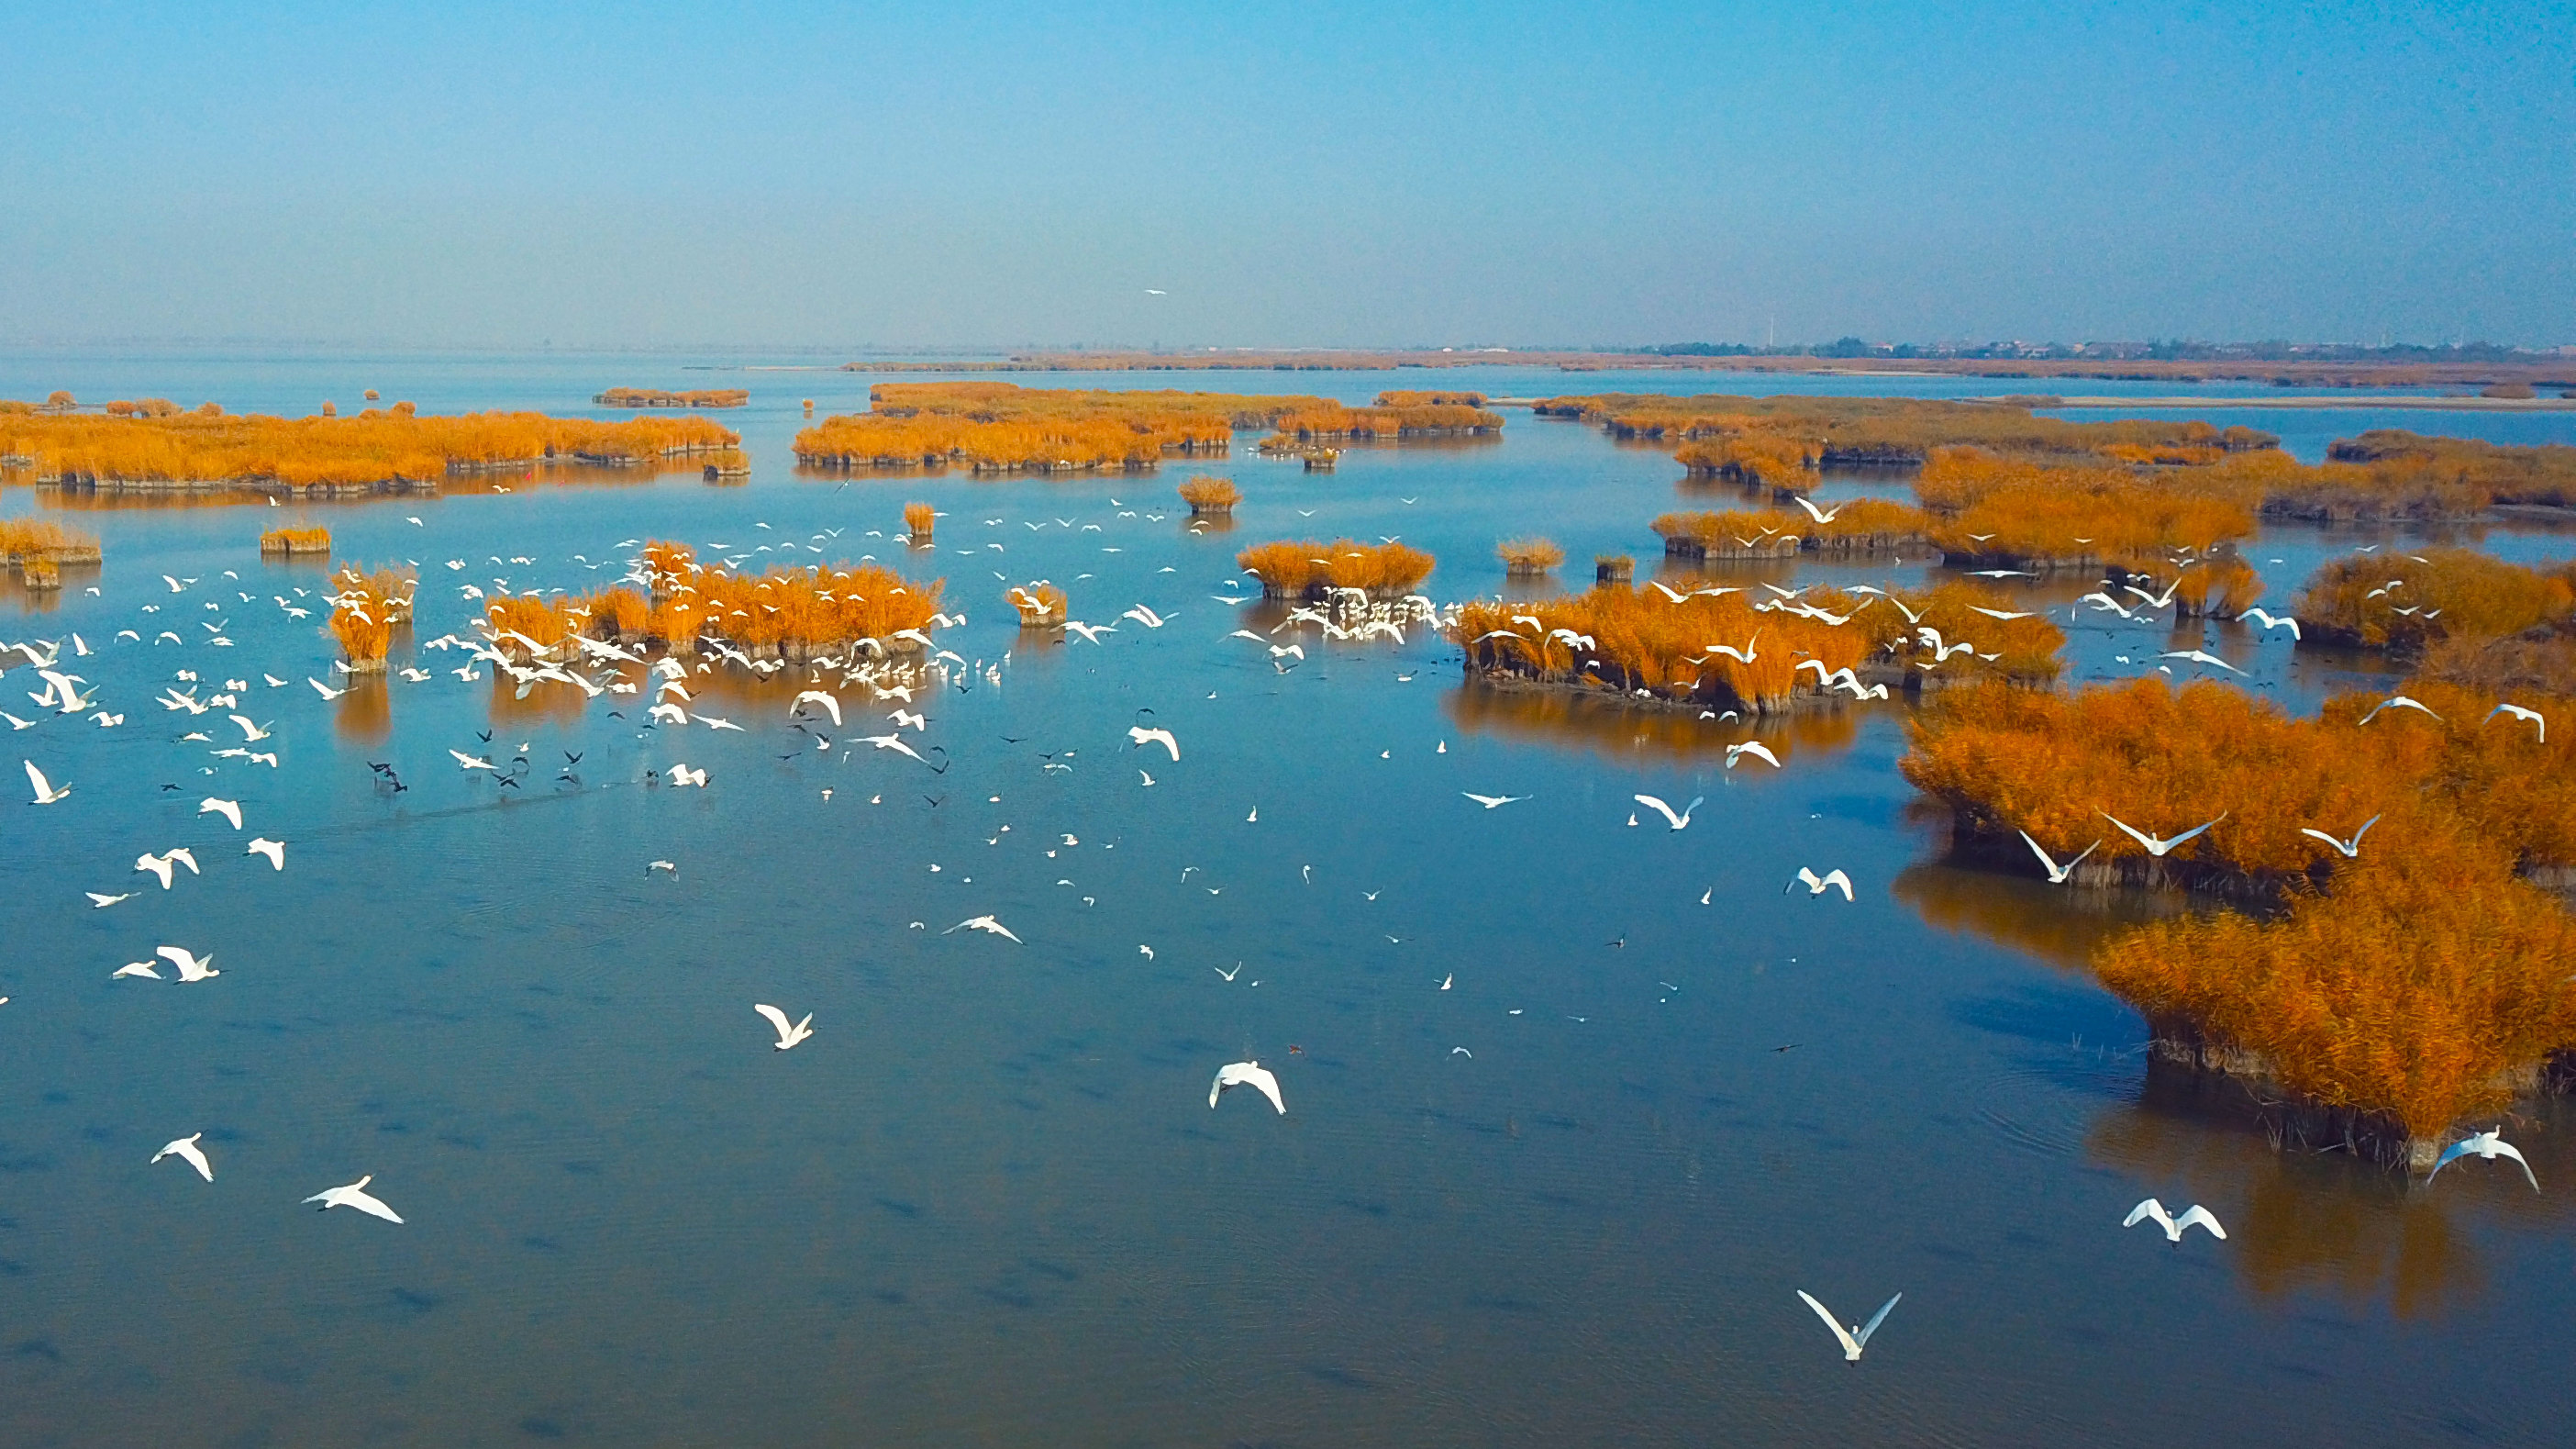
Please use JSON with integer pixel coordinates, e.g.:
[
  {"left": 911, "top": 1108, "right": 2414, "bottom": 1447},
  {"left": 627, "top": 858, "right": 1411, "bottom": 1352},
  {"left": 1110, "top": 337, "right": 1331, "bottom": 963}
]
[
  {"left": 2101, "top": 811, "right": 2225, "bottom": 858},
  {"left": 1633, "top": 794, "right": 1704, "bottom": 830},
  {"left": 151, "top": 1133, "right": 215, "bottom": 1183},
  {"left": 303, "top": 1176, "right": 404, "bottom": 1223},
  {"left": 1796, "top": 1290, "right": 1900, "bottom": 1363},
  {"left": 2019, "top": 830, "right": 2099, "bottom": 885},
  {"left": 2125, "top": 1198, "right": 2226, "bottom": 1242},
  {"left": 754, "top": 1003, "right": 816, "bottom": 1051},
  {"left": 1209, "top": 1061, "right": 1286, "bottom": 1113},
  {"left": 2426, "top": 1129, "right": 2539, "bottom": 1190}
]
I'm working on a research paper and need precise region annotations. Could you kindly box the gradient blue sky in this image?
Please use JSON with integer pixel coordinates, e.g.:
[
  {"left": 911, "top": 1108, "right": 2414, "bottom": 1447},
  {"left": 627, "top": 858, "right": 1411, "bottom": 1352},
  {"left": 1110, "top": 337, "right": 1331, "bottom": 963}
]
[{"left": 2, "top": 1, "right": 2566, "bottom": 349}]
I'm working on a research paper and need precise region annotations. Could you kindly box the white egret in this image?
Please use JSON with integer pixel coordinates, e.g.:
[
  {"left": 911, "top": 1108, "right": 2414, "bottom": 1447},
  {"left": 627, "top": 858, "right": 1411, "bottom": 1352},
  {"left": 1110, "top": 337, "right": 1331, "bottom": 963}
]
[
  {"left": 2018, "top": 830, "right": 2100, "bottom": 885},
  {"left": 157, "top": 946, "right": 218, "bottom": 982},
  {"left": 1795, "top": 1290, "right": 1900, "bottom": 1363},
  {"left": 303, "top": 1176, "right": 404, "bottom": 1223},
  {"left": 1128, "top": 725, "right": 1182, "bottom": 762},
  {"left": 2358, "top": 694, "right": 2440, "bottom": 726},
  {"left": 23, "top": 760, "right": 70, "bottom": 805},
  {"left": 1209, "top": 1061, "right": 1286, "bottom": 1113},
  {"left": 754, "top": 1003, "right": 816, "bottom": 1051},
  {"left": 1790, "top": 867, "right": 1854, "bottom": 900},
  {"left": 198, "top": 797, "right": 242, "bottom": 830},
  {"left": 2101, "top": 811, "right": 2225, "bottom": 858},
  {"left": 946, "top": 915, "right": 1023, "bottom": 943},
  {"left": 2483, "top": 702, "right": 2545, "bottom": 743},
  {"left": 2125, "top": 1198, "right": 2226, "bottom": 1242},
  {"left": 151, "top": 1133, "right": 214, "bottom": 1182},
  {"left": 135, "top": 850, "right": 200, "bottom": 889},
  {"left": 86, "top": 891, "right": 133, "bottom": 908},
  {"left": 2426, "top": 1128, "right": 2539, "bottom": 1190},
  {"left": 2240, "top": 607, "right": 2301, "bottom": 639},
  {"left": 1461, "top": 792, "right": 1527, "bottom": 808},
  {"left": 2298, "top": 815, "right": 2381, "bottom": 858},
  {"left": 793, "top": 690, "right": 843, "bottom": 727},
  {"left": 1727, "top": 741, "right": 1782, "bottom": 770},
  {"left": 1633, "top": 794, "right": 1704, "bottom": 830},
  {"left": 246, "top": 838, "right": 285, "bottom": 870}
]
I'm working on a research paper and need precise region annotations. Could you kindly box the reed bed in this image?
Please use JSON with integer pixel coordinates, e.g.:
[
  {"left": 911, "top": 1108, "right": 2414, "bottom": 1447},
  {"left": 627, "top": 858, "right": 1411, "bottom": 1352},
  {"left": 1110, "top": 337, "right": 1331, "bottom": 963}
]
[
  {"left": 1537, "top": 393, "right": 2277, "bottom": 466},
  {"left": 19, "top": 558, "right": 60, "bottom": 590},
  {"left": 2094, "top": 850, "right": 2576, "bottom": 1142},
  {"left": 594, "top": 387, "right": 749, "bottom": 408},
  {"left": 700, "top": 448, "right": 750, "bottom": 480},
  {"left": 1373, "top": 390, "right": 1488, "bottom": 407},
  {"left": 1650, "top": 510, "right": 1804, "bottom": 560},
  {"left": 258, "top": 526, "right": 331, "bottom": 557},
  {"left": 0, "top": 516, "right": 102, "bottom": 564},
  {"left": 1916, "top": 448, "right": 2256, "bottom": 572},
  {"left": 484, "top": 594, "right": 585, "bottom": 660},
  {"left": 2328, "top": 430, "right": 2576, "bottom": 509},
  {"left": 1595, "top": 554, "right": 1635, "bottom": 582},
  {"left": 0, "top": 408, "right": 738, "bottom": 490},
  {"left": 585, "top": 585, "right": 651, "bottom": 641},
  {"left": 1008, "top": 582, "right": 1068, "bottom": 627},
  {"left": 1496, "top": 538, "right": 1564, "bottom": 576},
  {"left": 1454, "top": 579, "right": 2060, "bottom": 714},
  {"left": 794, "top": 383, "right": 1265, "bottom": 474},
  {"left": 1263, "top": 399, "right": 1504, "bottom": 441},
  {"left": 905, "top": 501, "right": 937, "bottom": 540},
  {"left": 1235, "top": 539, "right": 1436, "bottom": 599},
  {"left": 636, "top": 541, "right": 946, "bottom": 660},
  {"left": 2294, "top": 548, "right": 2576, "bottom": 651},
  {"left": 1177, "top": 475, "right": 1240, "bottom": 516},
  {"left": 1672, "top": 431, "right": 1824, "bottom": 492}
]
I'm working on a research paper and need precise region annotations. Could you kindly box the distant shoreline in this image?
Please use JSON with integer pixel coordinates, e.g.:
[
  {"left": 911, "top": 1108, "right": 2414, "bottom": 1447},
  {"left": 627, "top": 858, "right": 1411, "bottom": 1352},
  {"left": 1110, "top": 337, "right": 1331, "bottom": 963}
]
[{"left": 2002, "top": 394, "right": 2576, "bottom": 412}]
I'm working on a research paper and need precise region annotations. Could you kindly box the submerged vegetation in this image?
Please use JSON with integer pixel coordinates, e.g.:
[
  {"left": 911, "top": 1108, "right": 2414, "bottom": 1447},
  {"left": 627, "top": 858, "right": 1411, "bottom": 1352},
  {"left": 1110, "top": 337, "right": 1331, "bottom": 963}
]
[
  {"left": 1235, "top": 539, "right": 1436, "bottom": 599},
  {"left": 0, "top": 407, "right": 738, "bottom": 498}
]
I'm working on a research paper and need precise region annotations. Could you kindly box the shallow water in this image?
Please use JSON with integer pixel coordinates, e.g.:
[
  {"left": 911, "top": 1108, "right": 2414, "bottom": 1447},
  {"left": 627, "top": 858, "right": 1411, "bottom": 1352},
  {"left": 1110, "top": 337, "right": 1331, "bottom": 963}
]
[{"left": 3, "top": 353, "right": 2573, "bottom": 1447}]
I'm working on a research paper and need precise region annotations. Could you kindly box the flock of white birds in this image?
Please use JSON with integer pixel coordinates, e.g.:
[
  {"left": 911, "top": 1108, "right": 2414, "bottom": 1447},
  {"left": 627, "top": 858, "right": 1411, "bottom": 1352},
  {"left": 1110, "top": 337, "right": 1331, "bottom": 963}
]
[{"left": 5, "top": 494, "right": 2556, "bottom": 1372}]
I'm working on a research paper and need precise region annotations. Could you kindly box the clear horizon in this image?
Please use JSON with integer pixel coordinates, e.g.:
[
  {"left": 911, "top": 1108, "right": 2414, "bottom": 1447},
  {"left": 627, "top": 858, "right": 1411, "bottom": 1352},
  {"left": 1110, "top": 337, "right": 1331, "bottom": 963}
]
[{"left": 3, "top": 2, "right": 2567, "bottom": 350}]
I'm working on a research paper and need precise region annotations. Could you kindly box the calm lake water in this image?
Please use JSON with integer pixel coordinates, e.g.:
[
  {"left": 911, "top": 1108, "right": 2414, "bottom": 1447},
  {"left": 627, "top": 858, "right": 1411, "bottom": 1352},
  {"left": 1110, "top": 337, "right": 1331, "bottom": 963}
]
[{"left": 4, "top": 352, "right": 2573, "bottom": 1447}]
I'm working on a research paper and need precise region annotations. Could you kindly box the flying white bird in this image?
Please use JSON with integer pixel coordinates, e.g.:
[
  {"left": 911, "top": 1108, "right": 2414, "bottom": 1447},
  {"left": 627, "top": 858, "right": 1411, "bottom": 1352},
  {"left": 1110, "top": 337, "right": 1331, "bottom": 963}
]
[
  {"left": 151, "top": 1133, "right": 214, "bottom": 1183},
  {"left": 1796, "top": 1290, "right": 1901, "bottom": 1363},
  {"left": 86, "top": 891, "right": 133, "bottom": 908},
  {"left": 754, "top": 1003, "right": 816, "bottom": 1050},
  {"left": 1726, "top": 741, "right": 1782, "bottom": 771},
  {"left": 668, "top": 764, "right": 707, "bottom": 788},
  {"left": 246, "top": 838, "right": 285, "bottom": 870},
  {"left": 158, "top": 945, "right": 218, "bottom": 982},
  {"left": 1121, "top": 605, "right": 1166, "bottom": 629},
  {"left": 1633, "top": 793, "right": 1704, "bottom": 830},
  {"left": 2483, "top": 702, "right": 2545, "bottom": 743},
  {"left": 113, "top": 960, "right": 162, "bottom": 980},
  {"left": 2426, "top": 1128, "right": 2539, "bottom": 1190},
  {"left": 1791, "top": 495, "right": 1844, "bottom": 525},
  {"left": 1209, "top": 1060, "right": 1286, "bottom": 1113},
  {"left": 228, "top": 713, "right": 273, "bottom": 742},
  {"left": 198, "top": 797, "right": 242, "bottom": 830},
  {"left": 2125, "top": 1198, "right": 2227, "bottom": 1242},
  {"left": 135, "top": 849, "right": 200, "bottom": 889},
  {"left": 1462, "top": 792, "right": 1527, "bottom": 808},
  {"left": 303, "top": 1175, "right": 404, "bottom": 1223},
  {"left": 2161, "top": 650, "right": 2245, "bottom": 674},
  {"left": 793, "top": 690, "right": 843, "bottom": 727},
  {"left": 2019, "top": 830, "right": 2100, "bottom": 885},
  {"left": 308, "top": 678, "right": 344, "bottom": 699},
  {"left": 24, "top": 760, "right": 70, "bottom": 804},
  {"left": 2240, "top": 607, "right": 2301, "bottom": 639},
  {"left": 1064, "top": 621, "right": 1116, "bottom": 644},
  {"left": 450, "top": 750, "right": 494, "bottom": 772},
  {"left": 2299, "top": 815, "right": 2381, "bottom": 858},
  {"left": 2358, "top": 695, "right": 2440, "bottom": 726},
  {"left": 946, "top": 915, "right": 1023, "bottom": 943},
  {"left": 1790, "top": 867, "right": 1854, "bottom": 900},
  {"left": 857, "top": 733, "right": 926, "bottom": 763},
  {"left": 1128, "top": 725, "right": 1182, "bottom": 762},
  {"left": 2101, "top": 811, "right": 2226, "bottom": 858}
]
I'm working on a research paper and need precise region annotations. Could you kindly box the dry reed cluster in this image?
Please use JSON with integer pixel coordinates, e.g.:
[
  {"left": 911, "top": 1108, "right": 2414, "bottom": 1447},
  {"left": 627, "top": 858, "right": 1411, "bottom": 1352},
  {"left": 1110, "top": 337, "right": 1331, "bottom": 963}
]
[
  {"left": 1904, "top": 673, "right": 2576, "bottom": 1138},
  {"left": 1455, "top": 580, "right": 2062, "bottom": 713},
  {"left": 904, "top": 501, "right": 937, "bottom": 538},
  {"left": 2294, "top": 549, "right": 2576, "bottom": 651},
  {"left": 328, "top": 563, "right": 416, "bottom": 669},
  {"left": 594, "top": 387, "right": 749, "bottom": 408},
  {"left": 1008, "top": 582, "right": 1068, "bottom": 626},
  {"left": 0, "top": 517, "right": 101, "bottom": 564},
  {"left": 1496, "top": 538, "right": 1565, "bottom": 575},
  {"left": 1234, "top": 539, "right": 1437, "bottom": 599},
  {"left": 258, "top": 526, "right": 330, "bottom": 557},
  {"left": 2326, "top": 430, "right": 2576, "bottom": 509},
  {"left": 1177, "top": 475, "right": 1241, "bottom": 515},
  {"left": 1651, "top": 499, "right": 1933, "bottom": 558},
  {"left": 636, "top": 539, "right": 945, "bottom": 659},
  {"left": 1915, "top": 447, "right": 2256, "bottom": 572},
  {"left": 0, "top": 408, "right": 738, "bottom": 489},
  {"left": 1538, "top": 393, "right": 2277, "bottom": 469}
]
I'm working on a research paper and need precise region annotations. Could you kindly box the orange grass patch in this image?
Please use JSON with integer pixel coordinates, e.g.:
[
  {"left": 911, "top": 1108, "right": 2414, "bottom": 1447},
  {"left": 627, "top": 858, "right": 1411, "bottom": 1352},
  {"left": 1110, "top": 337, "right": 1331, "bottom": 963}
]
[
  {"left": 2294, "top": 548, "right": 2576, "bottom": 651},
  {"left": 328, "top": 563, "right": 414, "bottom": 667},
  {"left": 1496, "top": 538, "right": 1564, "bottom": 575},
  {"left": 904, "top": 501, "right": 937, "bottom": 536},
  {"left": 794, "top": 383, "right": 1270, "bottom": 474},
  {"left": 1177, "top": 475, "right": 1240, "bottom": 514},
  {"left": 0, "top": 408, "right": 736, "bottom": 489},
  {"left": 1234, "top": 539, "right": 1435, "bottom": 598},
  {"left": 1916, "top": 447, "right": 2256, "bottom": 571},
  {"left": 594, "top": 387, "right": 749, "bottom": 408},
  {"left": 0, "top": 516, "right": 101, "bottom": 563},
  {"left": 1008, "top": 582, "right": 1068, "bottom": 626},
  {"left": 258, "top": 526, "right": 330, "bottom": 556},
  {"left": 2329, "top": 430, "right": 2576, "bottom": 509}
]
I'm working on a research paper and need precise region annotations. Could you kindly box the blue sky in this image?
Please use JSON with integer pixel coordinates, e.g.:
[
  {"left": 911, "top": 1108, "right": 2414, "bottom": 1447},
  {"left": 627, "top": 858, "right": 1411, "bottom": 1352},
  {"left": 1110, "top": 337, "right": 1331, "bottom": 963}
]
[{"left": 1, "top": 1, "right": 2566, "bottom": 348}]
